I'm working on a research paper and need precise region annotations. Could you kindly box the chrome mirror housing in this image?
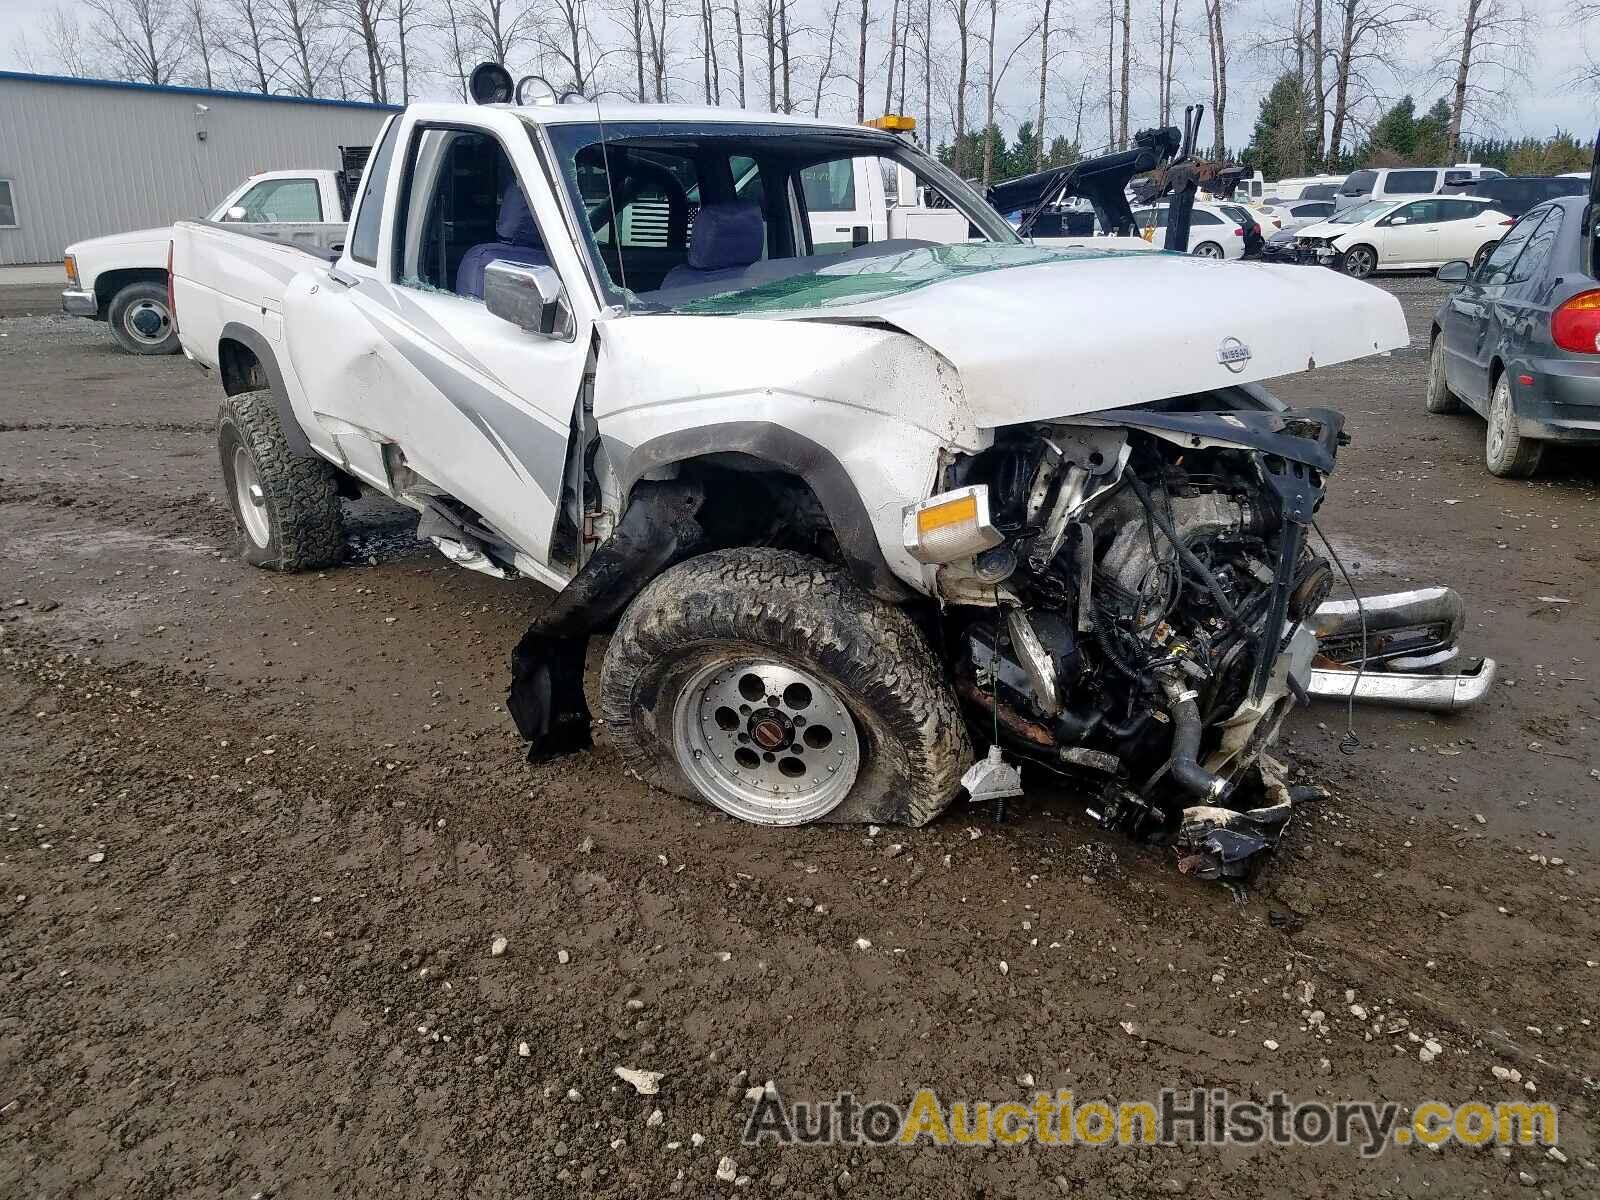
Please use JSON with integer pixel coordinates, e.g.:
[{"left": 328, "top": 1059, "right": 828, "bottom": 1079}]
[{"left": 483, "top": 261, "right": 575, "bottom": 341}]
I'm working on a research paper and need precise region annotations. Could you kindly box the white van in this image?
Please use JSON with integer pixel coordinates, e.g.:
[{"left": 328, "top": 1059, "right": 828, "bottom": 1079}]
[
  {"left": 1334, "top": 164, "right": 1505, "bottom": 210},
  {"left": 1267, "top": 174, "right": 1345, "bottom": 202}
]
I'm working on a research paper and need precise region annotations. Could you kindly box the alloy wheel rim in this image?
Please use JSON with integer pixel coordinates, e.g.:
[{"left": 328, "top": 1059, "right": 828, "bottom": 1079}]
[
  {"left": 671, "top": 658, "right": 861, "bottom": 825},
  {"left": 232, "top": 445, "right": 272, "bottom": 548}
]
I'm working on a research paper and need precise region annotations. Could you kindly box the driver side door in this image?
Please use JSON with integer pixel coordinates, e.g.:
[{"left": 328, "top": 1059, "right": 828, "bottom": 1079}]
[{"left": 1377, "top": 200, "right": 1440, "bottom": 265}]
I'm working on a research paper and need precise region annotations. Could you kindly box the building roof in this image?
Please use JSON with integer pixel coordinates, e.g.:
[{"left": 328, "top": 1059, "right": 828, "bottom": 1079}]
[{"left": 0, "top": 70, "right": 401, "bottom": 112}]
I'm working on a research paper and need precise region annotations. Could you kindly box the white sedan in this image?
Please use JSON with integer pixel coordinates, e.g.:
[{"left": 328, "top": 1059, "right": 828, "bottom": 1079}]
[
  {"left": 1131, "top": 202, "right": 1252, "bottom": 259},
  {"left": 1293, "top": 195, "right": 1512, "bottom": 278}
]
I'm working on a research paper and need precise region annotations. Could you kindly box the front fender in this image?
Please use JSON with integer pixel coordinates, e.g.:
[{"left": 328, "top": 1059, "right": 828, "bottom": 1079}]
[{"left": 593, "top": 315, "right": 982, "bottom": 597}]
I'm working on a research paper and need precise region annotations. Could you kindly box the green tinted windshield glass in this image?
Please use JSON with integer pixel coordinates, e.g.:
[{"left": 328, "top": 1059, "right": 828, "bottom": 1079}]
[{"left": 670, "top": 242, "right": 1158, "bottom": 315}]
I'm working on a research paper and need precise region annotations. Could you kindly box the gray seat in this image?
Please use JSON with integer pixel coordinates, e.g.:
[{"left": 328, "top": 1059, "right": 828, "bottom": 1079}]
[
  {"left": 659, "top": 202, "right": 765, "bottom": 291},
  {"left": 456, "top": 181, "right": 549, "bottom": 299}
]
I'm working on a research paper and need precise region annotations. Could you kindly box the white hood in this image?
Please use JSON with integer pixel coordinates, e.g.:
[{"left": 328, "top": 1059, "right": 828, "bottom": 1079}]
[
  {"left": 795, "top": 249, "right": 1408, "bottom": 428},
  {"left": 67, "top": 226, "right": 174, "bottom": 255}
]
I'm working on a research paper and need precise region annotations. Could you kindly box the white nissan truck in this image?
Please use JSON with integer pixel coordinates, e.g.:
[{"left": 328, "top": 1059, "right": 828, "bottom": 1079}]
[
  {"left": 64, "top": 168, "right": 351, "bottom": 355},
  {"left": 169, "top": 88, "right": 1445, "bottom": 881}
]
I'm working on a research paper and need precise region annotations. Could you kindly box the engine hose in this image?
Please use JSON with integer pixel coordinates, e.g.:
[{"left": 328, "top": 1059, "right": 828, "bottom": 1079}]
[
  {"left": 1158, "top": 677, "right": 1233, "bottom": 802},
  {"left": 1093, "top": 617, "right": 1154, "bottom": 691},
  {"left": 1125, "top": 473, "right": 1247, "bottom": 632}
]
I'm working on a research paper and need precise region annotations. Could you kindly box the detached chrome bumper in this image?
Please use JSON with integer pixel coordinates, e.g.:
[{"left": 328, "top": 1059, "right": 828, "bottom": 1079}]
[
  {"left": 62, "top": 289, "right": 97, "bottom": 318},
  {"left": 1307, "top": 587, "right": 1496, "bottom": 712},
  {"left": 1308, "top": 657, "right": 1497, "bottom": 712}
]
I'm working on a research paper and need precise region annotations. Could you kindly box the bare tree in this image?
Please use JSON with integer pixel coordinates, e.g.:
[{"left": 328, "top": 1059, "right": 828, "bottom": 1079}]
[
  {"left": 219, "top": 0, "right": 276, "bottom": 91},
  {"left": 264, "top": 0, "right": 336, "bottom": 96},
  {"left": 33, "top": 5, "right": 103, "bottom": 76},
  {"left": 326, "top": 0, "right": 391, "bottom": 100},
  {"left": 642, "top": 0, "right": 670, "bottom": 99},
  {"left": 730, "top": 0, "right": 747, "bottom": 104},
  {"left": 463, "top": 0, "right": 530, "bottom": 68},
  {"left": 185, "top": 0, "right": 218, "bottom": 85},
  {"left": 538, "top": 0, "right": 600, "bottom": 94},
  {"left": 944, "top": 0, "right": 974, "bottom": 171},
  {"left": 1034, "top": 0, "right": 1052, "bottom": 166},
  {"left": 392, "top": 0, "right": 424, "bottom": 100},
  {"left": 84, "top": 0, "right": 191, "bottom": 84},
  {"left": 980, "top": 0, "right": 1039, "bottom": 184},
  {"left": 1325, "top": 0, "right": 1427, "bottom": 158},
  {"left": 1118, "top": 0, "right": 1130, "bottom": 145},
  {"left": 813, "top": 0, "right": 846, "bottom": 113},
  {"left": 855, "top": 0, "right": 870, "bottom": 120},
  {"left": 882, "top": 0, "right": 900, "bottom": 115},
  {"left": 433, "top": 0, "right": 474, "bottom": 99},
  {"left": 1436, "top": 0, "right": 1531, "bottom": 155},
  {"left": 778, "top": 0, "right": 791, "bottom": 110},
  {"left": 1203, "top": 0, "right": 1227, "bottom": 155},
  {"left": 1105, "top": 0, "right": 1116, "bottom": 146}
]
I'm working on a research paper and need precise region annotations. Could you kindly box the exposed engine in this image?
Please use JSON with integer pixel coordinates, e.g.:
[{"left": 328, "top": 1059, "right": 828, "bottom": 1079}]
[{"left": 942, "top": 404, "right": 1346, "bottom": 874}]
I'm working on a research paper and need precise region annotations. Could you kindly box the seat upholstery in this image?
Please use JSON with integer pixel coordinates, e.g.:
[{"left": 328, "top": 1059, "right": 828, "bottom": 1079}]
[
  {"left": 659, "top": 202, "right": 765, "bottom": 291},
  {"left": 455, "top": 181, "right": 550, "bottom": 299}
]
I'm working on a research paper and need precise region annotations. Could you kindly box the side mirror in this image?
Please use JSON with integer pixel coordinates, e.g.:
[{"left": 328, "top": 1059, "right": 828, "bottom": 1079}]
[
  {"left": 224, "top": 206, "right": 248, "bottom": 222},
  {"left": 483, "top": 260, "right": 574, "bottom": 340},
  {"left": 1437, "top": 260, "right": 1471, "bottom": 284}
]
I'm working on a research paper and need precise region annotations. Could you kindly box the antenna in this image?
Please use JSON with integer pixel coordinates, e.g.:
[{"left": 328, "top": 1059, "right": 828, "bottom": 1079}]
[{"left": 594, "top": 97, "right": 630, "bottom": 315}]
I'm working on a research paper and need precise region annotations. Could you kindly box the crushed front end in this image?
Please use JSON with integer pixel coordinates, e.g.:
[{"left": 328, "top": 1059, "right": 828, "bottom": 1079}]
[{"left": 916, "top": 401, "right": 1347, "bottom": 882}]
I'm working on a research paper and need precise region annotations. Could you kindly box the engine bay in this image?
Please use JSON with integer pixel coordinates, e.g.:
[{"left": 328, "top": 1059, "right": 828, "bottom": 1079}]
[{"left": 939, "top": 402, "right": 1348, "bottom": 881}]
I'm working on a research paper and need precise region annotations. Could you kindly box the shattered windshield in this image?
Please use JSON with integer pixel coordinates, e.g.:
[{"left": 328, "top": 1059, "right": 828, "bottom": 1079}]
[
  {"left": 533, "top": 118, "right": 1022, "bottom": 314},
  {"left": 660, "top": 242, "right": 1151, "bottom": 315}
]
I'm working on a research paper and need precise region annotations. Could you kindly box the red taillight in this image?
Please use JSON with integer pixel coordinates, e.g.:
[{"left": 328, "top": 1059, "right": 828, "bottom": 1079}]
[
  {"left": 1551, "top": 289, "right": 1600, "bottom": 353},
  {"left": 1234, "top": 227, "right": 1244, "bottom": 236},
  {"left": 166, "top": 240, "right": 177, "bottom": 328},
  {"left": 1500, "top": 217, "right": 1515, "bottom": 226}
]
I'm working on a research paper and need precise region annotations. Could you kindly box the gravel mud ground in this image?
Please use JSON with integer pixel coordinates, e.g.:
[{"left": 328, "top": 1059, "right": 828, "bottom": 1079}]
[{"left": 2, "top": 277, "right": 1599, "bottom": 1199}]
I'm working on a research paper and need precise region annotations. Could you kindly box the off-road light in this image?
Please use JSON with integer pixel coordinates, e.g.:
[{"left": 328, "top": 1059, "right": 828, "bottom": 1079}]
[
  {"left": 903, "top": 485, "right": 1003, "bottom": 564},
  {"left": 469, "top": 61, "right": 514, "bottom": 105}
]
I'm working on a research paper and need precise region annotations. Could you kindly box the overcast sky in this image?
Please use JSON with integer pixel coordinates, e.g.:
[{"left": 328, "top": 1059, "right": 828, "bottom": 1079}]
[{"left": 2, "top": 0, "right": 1597, "bottom": 154}]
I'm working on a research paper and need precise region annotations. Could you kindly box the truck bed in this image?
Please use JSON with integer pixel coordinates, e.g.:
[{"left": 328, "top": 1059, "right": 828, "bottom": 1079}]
[{"left": 170, "top": 220, "right": 328, "bottom": 372}]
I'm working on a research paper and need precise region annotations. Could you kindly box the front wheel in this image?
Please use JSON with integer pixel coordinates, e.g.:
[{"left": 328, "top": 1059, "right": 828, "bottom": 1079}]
[
  {"left": 1425, "top": 335, "right": 1462, "bottom": 413},
  {"left": 1341, "top": 244, "right": 1377, "bottom": 278},
  {"left": 107, "top": 281, "right": 180, "bottom": 355},
  {"left": 1485, "top": 374, "right": 1543, "bottom": 478},
  {"left": 1192, "top": 241, "right": 1224, "bottom": 259},
  {"left": 599, "top": 548, "right": 972, "bottom": 827},
  {"left": 218, "top": 389, "right": 346, "bottom": 569}
]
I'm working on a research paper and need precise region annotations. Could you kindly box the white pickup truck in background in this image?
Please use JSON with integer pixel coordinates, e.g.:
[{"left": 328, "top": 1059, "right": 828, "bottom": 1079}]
[{"left": 61, "top": 168, "right": 352, "bottom": 355}]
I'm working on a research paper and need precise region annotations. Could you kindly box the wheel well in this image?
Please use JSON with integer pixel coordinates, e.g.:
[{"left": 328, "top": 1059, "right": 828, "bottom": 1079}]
[
  {"left": 93, "top": 268, "right": 167, "bottom": 316},
  {"left": 218, "top": 337, "right": 270, "bottom": 397},
  {"left": 635, "top": 457, "right": 844, "bottom": 568},
  {"left": 1488, "top": 356, "right": 1505, "bottom": 393}
]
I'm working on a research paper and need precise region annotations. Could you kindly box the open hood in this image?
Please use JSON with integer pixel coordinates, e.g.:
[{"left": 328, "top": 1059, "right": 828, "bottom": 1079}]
[{"left": 760, "top": 245, "right": 1409, "bottom": 428}]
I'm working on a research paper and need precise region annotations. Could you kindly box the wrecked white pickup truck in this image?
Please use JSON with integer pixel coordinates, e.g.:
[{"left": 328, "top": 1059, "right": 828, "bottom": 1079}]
[{"left": 170, "top": 88, "right": 1485, "bottom": 881}]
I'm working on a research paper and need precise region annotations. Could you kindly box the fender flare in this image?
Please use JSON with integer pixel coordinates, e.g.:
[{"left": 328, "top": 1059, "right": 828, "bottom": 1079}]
[
  {"left": 616, "top": 421, "right": 912, "bottom": 602},
  {"left": 218, "top": 321, "right": 313, "bottom": 457}
]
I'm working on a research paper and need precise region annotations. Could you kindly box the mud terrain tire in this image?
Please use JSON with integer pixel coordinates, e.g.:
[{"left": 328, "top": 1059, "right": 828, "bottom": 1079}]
[
  {"left": 600, "top": 548, "right": 972, "bottom": 827},
  {"left": 218, "top": 389, "right": 345, "bottom": 570}
]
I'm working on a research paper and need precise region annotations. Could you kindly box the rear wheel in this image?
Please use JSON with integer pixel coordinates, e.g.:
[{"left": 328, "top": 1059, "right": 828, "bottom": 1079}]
[
  {"left": 107, "top": 281, "right": 180, "bottom": 355},
  {"left": 1425, "top": 335, "right": 1462, "bottom": 414},
  {"left": 1192, "top": 241, "right": 1224, "bottom": 259},
  {"left": 1341, "top": 244, "right": 1377, "bottom": 278},
  {"left": 600, "top": 548, "right": 972, "bottom": 827},
  {"left": 1485, "top": 374, "right": 1543, "bottom": 478},
  {"left": 218, "top": 389, "right": 345, "bottom": 569},
  {"left": 1472, "top": 241, "right": 1496, "bottom": 271}
]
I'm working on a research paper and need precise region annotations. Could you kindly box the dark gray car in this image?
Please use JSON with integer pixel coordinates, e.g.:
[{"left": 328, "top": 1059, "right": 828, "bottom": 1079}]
[{"left": 1428, "top": 195, "right": 1600, "bottom": 476}]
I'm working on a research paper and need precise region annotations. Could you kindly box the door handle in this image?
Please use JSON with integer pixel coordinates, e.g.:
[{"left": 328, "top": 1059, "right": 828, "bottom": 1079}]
[{"left": 834, "top": 226, "right": 851, "bottom": 233}]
